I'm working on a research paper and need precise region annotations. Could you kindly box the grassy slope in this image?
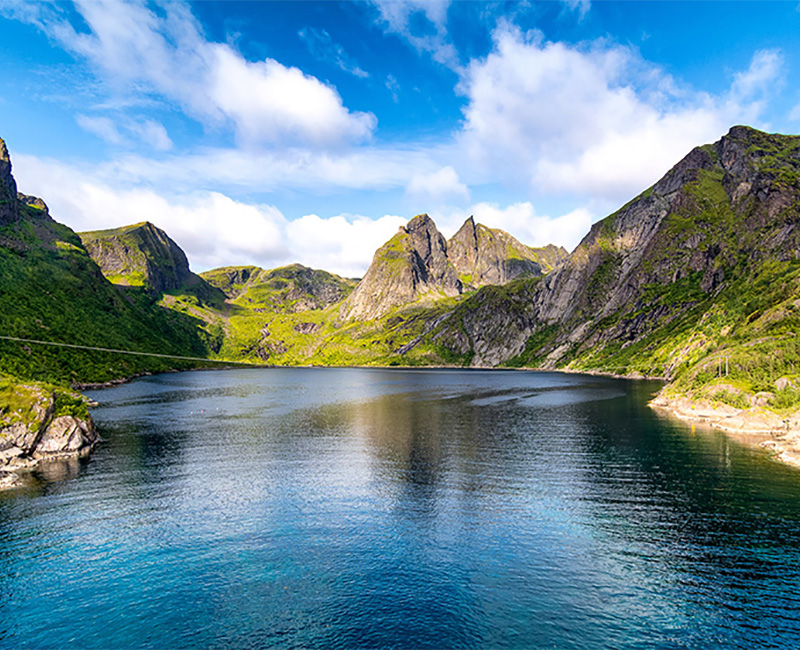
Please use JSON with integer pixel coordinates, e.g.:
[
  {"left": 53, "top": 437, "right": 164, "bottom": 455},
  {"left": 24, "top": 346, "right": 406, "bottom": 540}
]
[
  {"left": 195, "top": 263, "right": 468, "bottom": 366},
  {"left": 0, "top": 205, "right": 214, "bottom": 386}
]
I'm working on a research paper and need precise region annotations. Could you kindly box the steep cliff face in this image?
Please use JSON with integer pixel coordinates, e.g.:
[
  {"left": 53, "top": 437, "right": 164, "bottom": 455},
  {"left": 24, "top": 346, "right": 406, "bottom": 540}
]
[
  {"left": 341, "top": 214, "right": 462, "bottom": 320},
  {"left": 425, "top": 126, "right": 800, "bottom": 372},
  {"left": 447, "top": 216, "right": 567, "bottom": 288},
  {"left": 79, "top": 222, "right": 194, "bottom": 294},
  {"left": 0, "top": 138, "right": 19, "bottom": 226}
]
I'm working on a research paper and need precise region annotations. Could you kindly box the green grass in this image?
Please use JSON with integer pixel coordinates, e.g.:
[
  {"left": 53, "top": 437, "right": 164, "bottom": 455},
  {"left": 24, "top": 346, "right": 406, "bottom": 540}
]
[{"left": 0, "top": 214, "right": 214, "bottom": 386}]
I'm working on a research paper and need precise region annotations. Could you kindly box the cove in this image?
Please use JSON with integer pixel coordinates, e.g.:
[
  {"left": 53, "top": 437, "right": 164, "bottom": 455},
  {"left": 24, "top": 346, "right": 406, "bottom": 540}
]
[{"left": 1, "top": 367, "right": 800, "bottom": 649}]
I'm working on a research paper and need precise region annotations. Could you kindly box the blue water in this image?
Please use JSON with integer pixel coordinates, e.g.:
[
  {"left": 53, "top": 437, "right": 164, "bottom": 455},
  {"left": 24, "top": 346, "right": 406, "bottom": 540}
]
[{"left": 1, "top": 367, "right": 800, "bottom": 649}]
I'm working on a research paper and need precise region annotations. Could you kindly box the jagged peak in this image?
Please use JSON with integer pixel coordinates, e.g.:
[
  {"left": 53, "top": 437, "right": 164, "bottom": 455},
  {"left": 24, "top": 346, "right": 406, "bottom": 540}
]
[{"left": 405, "top": 213, "right": 437, "bottom": 233}]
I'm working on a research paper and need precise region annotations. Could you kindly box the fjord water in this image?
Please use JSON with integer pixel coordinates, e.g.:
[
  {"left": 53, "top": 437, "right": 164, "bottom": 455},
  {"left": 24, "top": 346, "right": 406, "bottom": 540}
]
[{"left": 2, "top": 369, "right": 800, "bottom": 649}]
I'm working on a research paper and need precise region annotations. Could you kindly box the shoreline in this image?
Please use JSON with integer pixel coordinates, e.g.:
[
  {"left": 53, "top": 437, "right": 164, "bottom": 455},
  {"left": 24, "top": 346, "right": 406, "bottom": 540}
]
[{"left": 650, "top": 392, "right": 800, "bottom": 469}]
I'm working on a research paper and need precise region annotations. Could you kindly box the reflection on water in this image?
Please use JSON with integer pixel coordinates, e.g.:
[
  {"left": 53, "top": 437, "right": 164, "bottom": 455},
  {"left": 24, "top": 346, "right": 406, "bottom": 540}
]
[{"left": 0, "top": 367, "right": 799, "bottom": 649}]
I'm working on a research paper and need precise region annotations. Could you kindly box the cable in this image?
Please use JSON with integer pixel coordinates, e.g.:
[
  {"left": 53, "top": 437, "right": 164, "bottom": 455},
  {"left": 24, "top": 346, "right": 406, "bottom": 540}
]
[{"left": 0, "top": 335, "right": 265, "bottom": 366}]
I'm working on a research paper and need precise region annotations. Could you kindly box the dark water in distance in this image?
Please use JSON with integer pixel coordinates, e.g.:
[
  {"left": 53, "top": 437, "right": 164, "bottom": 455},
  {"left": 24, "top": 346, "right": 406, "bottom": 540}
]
[{"left": 1, "top": 367, "right": 800, "bottom": 649}]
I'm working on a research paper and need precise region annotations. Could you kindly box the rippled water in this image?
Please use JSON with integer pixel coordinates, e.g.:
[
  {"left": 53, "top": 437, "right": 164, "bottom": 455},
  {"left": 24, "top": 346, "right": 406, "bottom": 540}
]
[{"left": 1, "top": 367, "right": 800, "bottom": 649}]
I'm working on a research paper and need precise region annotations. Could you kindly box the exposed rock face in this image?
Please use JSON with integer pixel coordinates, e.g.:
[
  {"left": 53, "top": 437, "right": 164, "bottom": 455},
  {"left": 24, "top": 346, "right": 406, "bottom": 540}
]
[
  {"left": 341, "top": 214, "right": 462, "bottom": 320},
  {"left": 427, "top": 126, "right": 800, "bottom": 368},
  {"left": 17, "top": 193, "right": 50, "bottom": 217},
  {"left": 0, "top": 137, "right": 19, "bottom": 225},
  {"left": 79, "top": 221, "right": 193, "bottom": 294},
  {"left": 0, "top": 382, "right": 97, "bottom": 488},
  {"left": 447, "top": 216, "right": 567, "bottom": 288}
]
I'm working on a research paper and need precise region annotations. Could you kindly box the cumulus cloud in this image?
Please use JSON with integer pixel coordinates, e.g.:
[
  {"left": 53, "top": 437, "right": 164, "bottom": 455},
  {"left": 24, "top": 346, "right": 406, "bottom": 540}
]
[
  {"left": 18, "top": 0, "right": 375, "bottom": 148},
  {"left": 406, "top": 166, "right": 470, "bottom": 207},
  {"left": 458, "top": 25, "right": 785, "bottom": 202},
  {"left": 286, "top": 214, "right": 407, "bottom": 277}
]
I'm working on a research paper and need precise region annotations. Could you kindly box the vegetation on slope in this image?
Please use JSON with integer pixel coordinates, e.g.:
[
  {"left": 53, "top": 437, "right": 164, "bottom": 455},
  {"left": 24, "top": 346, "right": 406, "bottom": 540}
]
[{"left": 0, "top": 204, "right": 215, "bottom": 386}]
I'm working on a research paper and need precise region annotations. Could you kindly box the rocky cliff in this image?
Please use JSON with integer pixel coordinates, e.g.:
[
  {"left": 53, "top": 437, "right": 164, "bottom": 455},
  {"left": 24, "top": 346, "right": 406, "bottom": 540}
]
[
  {"left": 79, "top": 221, "right": 195, "bottom": 295},
  {"left": 0, "top": 380, "right": 97, "bottom": 489},
  {"left": 341, "top": 214, "right": 462, "bottom": 320},
  {"left": 416, "top": 126, "right": 800, "bottom": 373},
  {"left": 0, "top": 138, "right": 19, "bottom": 226},
  {"left": 447, "top": 216, "right": 567, "bottom": 288}
]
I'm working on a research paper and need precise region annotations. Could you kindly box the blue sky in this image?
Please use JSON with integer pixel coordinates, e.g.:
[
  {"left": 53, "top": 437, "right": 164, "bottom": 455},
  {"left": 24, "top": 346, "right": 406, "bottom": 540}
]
[{"left": 1, "top": 0, "right": 799, "bottom": 275}]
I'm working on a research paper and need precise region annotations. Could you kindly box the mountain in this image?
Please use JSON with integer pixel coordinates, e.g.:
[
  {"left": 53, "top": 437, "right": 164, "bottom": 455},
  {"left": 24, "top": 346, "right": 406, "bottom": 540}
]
[
  {"left": 0, "top": 138, "right": 19, "bottom": 226},
  {"left": 0, "top": 144, "right": 215, "bottom": 387},
  {"left": 447, "top": 216, "right": 567, "bottom": 288},
  {"left": 340, "top": 214, "right": 462, "bottom": 320},
  {"left": 409, "top": 126, "right": 800, "bottom": 405},
  {"left": 340, "top": 213, "right": 561, "bottom": 321},
  {"left": 79, "top": 221, "right": 199, "bottom": 295},
  {"left": 202, "top": 263, "right": 356, "bottom": 312},
  {"left": 6, "top": 124, "right": 800, "bottom": 439}
]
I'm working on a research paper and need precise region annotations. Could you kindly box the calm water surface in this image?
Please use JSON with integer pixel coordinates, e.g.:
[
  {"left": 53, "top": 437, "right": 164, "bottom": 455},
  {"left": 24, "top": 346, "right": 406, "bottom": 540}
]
[{"left": 1, "top": 367, "right": 800, "bottom": 649}]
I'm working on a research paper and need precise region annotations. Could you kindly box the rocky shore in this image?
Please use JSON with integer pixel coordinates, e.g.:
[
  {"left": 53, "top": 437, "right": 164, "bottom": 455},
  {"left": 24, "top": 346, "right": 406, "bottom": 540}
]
[
  {"left": 650, "top": 392, "right": 800, "bottom": 469},
  {"left": 0, "top": 381, "right": 98, "bottom": 489}
]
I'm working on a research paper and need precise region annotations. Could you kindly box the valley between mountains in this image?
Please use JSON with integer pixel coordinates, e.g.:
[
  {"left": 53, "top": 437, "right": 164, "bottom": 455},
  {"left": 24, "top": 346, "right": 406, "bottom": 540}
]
[{"left": 3, "top": 124, "right": 800, "bottom": 482}]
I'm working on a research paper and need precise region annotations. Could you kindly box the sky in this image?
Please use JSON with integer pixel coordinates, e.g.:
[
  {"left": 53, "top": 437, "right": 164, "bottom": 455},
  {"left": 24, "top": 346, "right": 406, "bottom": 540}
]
[{"left": 1, "top": 0, "right": 799, "bottom": 277}]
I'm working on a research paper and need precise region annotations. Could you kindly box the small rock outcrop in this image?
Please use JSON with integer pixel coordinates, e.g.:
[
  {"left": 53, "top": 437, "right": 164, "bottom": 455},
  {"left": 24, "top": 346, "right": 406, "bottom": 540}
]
[
  {"left": 0, "top": 137, "right": 19, "bottom": 225},
  {"left": 0, "top": 381, "right": 97, "bottom": 488},
  {"left": 79, "top": 221, "right": 194, "bottom": 294},
  {"left": 17, "top": 192, "right": 50, "bottom": 217},
  {"left": 341, "top": 214, "right": 462, "bottom": 320}
]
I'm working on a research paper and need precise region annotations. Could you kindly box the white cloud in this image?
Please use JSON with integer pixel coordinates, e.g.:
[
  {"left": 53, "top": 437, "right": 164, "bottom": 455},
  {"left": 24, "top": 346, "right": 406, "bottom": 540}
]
[
  {"left": 96, "top": 144, "right": 442, "bottom": 195},
  {"left": 286, "top": 214, "right": 407, "bottom": 277},
  {"left": 77, "top": 114, "right": 173, "bottom": 151},
  {"left": 458, "top": 25, "right": 785, "bottom": 202},
  {"left": 22, "top": 0, "right": 375, "bottom": 148},
  {"left": 298, "top": 27, "right": 369, "bottom": 79},
  {"left": 76, "top": 114, "right": 125, "bottom": 145},
  {"left": 433, "top": 202, "right": 593, "bottom": 252},
  {"left": 128, "top": 119, "right": 173, "bottom": 151},
  {"left": 209, "top": 45, "right": 375, "bottom": 146},
  {"left": 406, "top": 166, "right": 470, "bottom": 207},
  {"left": 370, "top": 0, "right": 458, "bottom": 68},
  {"left": 561, "top": 0, "right": 591, "bottom": 18}
]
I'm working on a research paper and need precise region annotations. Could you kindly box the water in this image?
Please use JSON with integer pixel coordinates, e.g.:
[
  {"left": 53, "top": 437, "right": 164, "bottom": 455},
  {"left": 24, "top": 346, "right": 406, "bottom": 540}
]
[{"left": 1, "top": 367, "right": 799, "bottom": 649}]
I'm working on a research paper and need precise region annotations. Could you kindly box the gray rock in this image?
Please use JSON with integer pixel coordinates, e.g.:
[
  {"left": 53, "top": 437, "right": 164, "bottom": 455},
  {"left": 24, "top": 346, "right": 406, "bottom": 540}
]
[
  {"left": 341, "top": 214, "right": 462, "bottom": 320},
  {"left": 0, "top": 137, "right": 19, "bottom": 225}
]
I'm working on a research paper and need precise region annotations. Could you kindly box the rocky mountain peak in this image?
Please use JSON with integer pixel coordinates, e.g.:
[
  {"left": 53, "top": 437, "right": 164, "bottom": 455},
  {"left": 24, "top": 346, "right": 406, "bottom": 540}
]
[
  {"left": 340, "top": 214, "right": 461, "bottom": 320},
  {"left": 79, "top": 221, "right": 193, "bottom": 295},
  {"left": 0, "top": 137, "right": 19, "bottom": 225},
  {"left": 447, "top": 216, "right": 565, "bottom": 289}
]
